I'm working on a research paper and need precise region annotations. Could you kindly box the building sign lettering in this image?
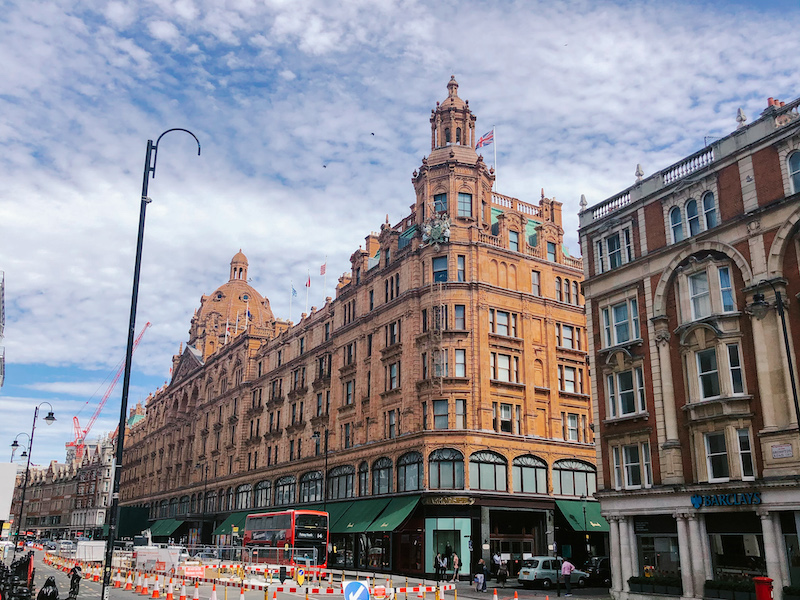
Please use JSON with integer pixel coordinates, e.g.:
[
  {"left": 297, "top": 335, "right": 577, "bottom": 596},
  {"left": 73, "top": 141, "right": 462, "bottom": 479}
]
[
  {"left": 771, "top": 444, "right": 793, "bottom": 459},
  {"left": 691, "top": 492, "right": 761, "bottom": 509}
]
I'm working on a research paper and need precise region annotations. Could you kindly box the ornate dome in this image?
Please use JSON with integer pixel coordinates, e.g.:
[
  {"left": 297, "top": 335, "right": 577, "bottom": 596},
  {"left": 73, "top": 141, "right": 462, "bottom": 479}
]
[{"left": 188, "top": 251, "right": 274, "bottom": 360}]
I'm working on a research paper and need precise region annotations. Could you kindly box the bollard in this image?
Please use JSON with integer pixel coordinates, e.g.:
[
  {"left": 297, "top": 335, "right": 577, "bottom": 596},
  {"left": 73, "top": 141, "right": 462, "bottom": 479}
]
[
  {"left": 754, "top": 577, "right": 773, "bottom": 600},
  {"left": 405, "top": 577, "right": 409, "bottom": 600}
]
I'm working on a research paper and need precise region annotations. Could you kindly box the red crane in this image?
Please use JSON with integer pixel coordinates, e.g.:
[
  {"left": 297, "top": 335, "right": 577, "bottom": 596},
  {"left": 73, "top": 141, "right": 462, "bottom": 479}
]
[{"left": 68, "top": 322, "right": 151, "bottom": 460}]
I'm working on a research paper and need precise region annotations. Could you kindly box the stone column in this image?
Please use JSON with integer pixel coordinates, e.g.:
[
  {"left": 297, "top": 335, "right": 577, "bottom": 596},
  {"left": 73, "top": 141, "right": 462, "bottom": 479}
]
[
  {"left": 675, "top": 513, "right": 694, "bottom": 598},
  {"left": 688, "top": 514, "right": 707, "bottom": 597},
  {"left": 653, "top": 322, "right": 683, "bottom": 483},
  {"left": 758, "top": 510, "right": 783, "bottom": 600},
  {"left": 619, "top": 516, "right": 633, "bottom": 592},
  {"left": 629, "top": 519, "right": 639, "bottom": 578},
  {"left": 608, "top": 516, "right": 623, "bottom": 595},
  {"left": 774, "top": 511, "right": 789, "bottom": 588},
  {"left": 699, "top": 514, "right": 713, "bottom": 582}
]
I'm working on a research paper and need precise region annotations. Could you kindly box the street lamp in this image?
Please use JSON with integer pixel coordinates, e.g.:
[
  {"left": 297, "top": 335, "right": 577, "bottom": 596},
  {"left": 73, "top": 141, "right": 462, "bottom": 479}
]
[
  {"left": 195, "top": 462, "right": 209, "bottom": 546},
  {"left": 580, "top": 494, "right": 590, "bottom": 556},
  {"left": 10, "top": 433, "right": 30, "bottom": 462},
  {"left": 311, "top": 430, "right": 328, "bottom": 512},
  {"left": 749, "top": 279, "right": 800, "bottom": 433},
  {"left": 13, "top": 403, "right": 56, "bottom": 559},
  {"left": 101, "top": 129, "right": 201, "bottom": 600}
]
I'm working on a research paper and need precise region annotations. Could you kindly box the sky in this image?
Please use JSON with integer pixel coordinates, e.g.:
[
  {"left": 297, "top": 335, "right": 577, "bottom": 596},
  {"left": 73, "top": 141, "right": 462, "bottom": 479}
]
[{"left": 1, "top": 0, "right": 799, "bottom": 466}]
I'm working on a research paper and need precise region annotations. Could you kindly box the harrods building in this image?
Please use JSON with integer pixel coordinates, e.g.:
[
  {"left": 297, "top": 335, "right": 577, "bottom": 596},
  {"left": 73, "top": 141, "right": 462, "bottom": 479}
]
[
  {"left": 120, "top": 77, "right": 604, "bottom": 577},
  {"left": 579, "top": 96, "right": 800, "bottom": 599}
]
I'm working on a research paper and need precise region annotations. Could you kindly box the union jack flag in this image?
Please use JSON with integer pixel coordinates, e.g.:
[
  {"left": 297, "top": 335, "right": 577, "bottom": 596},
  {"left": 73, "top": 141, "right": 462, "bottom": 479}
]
[{"left": 476, "top": 129, "right": 494, "bottom": 149}]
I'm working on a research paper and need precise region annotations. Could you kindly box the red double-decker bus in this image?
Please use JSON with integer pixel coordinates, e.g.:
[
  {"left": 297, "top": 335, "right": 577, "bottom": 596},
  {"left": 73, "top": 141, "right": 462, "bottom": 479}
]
[{"left": 243, "top": 509, "right": 329, "bottom": 568}]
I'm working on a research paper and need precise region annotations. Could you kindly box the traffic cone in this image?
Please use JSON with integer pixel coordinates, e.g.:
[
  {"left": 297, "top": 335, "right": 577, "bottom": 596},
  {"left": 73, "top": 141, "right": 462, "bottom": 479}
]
[
  {"left": 179, "top": 580, "right": 186, "bottom": 600},
  {"left": 239, "top": 586, "right": 245, "bottom": 600},
  {"left": 166, "top": 578, "right": 174, "bottom": 600},
  {"left": 141, "top": 574, "right": 150, "bottom": 596},
  {"left": 152, "top": 575, "right": 161, "bottom": 599},
  {"left": 125, "top": 572, "right": 134, "bottom": 591},
  {"left": 210, "top": 583, "right": 218, "bottom": 600},
  {"left": 94, "top": 566, "right": 101, "bottom": 582},
  {"left": 514, "top": 592, "right": 518, "bottom": 600},
  {"left": 136, "top": 572, "right": 143, "bottom": 593},
  {"left": 272, "top": 591, "right": 277, "bottom": 600},
  {"left": 115, "top": 569, "right": 123, "bottom": 588},
  {"left": 492, "top": 589, "right": 498, "bottom": 600},
  {"left": 192, "top": 581, "right": 199, "bottom": 600}
]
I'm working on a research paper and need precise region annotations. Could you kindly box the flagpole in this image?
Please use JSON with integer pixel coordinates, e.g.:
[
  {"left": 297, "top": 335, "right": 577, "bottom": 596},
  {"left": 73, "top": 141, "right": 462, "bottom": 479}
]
[
  {"left": 225, "top": 317, "right": 229, "bottom": 344},
  {"left": 493, "top": 125, "right": 497, "bottom": 191},
  {"left": 245, "top": 299, "right": 249, "bottom": 330},
  {"left": 289, "top": 281, "right": 293, "bottom": 323},
  {"left": 305, "top": 269, "right": 310, "bottom": 315},
  {"left": 323, "top": 255, "right": 328, "bottom": 300}
]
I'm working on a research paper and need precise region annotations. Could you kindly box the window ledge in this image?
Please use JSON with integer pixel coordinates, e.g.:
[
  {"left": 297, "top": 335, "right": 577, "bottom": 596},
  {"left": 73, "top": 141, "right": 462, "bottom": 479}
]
[
  {"left": 598, "top": 338, "right": 643, "bottom": 356},
  {"left": 559, "top": 391, "right": 591, "bottom": 401},
  {"left": 490, "top": 379, "right": 525, "bottom": 390},
  {"left": 602, "top": 411, "right": 650, "bottom": 426},
  {"left": 682, "top": 394, "right": 753, "bottom": 422}
]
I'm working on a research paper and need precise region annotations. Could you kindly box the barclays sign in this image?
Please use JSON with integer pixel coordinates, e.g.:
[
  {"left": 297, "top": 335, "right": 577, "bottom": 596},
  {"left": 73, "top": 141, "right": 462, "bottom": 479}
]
[{"left": 691, "top": 491, "right": 761, "bottom": 509}]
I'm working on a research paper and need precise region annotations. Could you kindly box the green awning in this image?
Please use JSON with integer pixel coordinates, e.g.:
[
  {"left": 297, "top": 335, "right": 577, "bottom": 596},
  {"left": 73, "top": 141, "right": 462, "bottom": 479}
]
[
  {"left": 212, "top": 512, "right": 250, "bottom": 536},
  {"left": 332, "top": 499, "right": 391, "bottom": 533},
  {"left": 365, "top": 495, "right": 420, "bottom": 532},
  {"left": 323, "top": 502, "right": 352, "bottom": 530},
  {"left": 149, "top": 519, "right": 183, "bottom": 537},
  {"left": 555, "top": 500, "right": 609, "bottom": 533}
]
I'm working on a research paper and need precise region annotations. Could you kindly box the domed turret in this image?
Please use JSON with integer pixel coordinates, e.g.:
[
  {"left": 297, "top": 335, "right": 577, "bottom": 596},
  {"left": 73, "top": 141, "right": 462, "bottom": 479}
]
[
  {"left": 230, "top": 249, "right": 248, "bottom": 281},
  {"left": 430, "top": 75, "right": 477, "bottom": 151}
]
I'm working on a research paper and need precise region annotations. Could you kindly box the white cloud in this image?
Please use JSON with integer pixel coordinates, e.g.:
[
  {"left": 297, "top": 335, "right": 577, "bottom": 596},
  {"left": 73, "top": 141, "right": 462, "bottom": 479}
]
[{"left": 148, "top": 20, "right": 181, "bottom": 42}]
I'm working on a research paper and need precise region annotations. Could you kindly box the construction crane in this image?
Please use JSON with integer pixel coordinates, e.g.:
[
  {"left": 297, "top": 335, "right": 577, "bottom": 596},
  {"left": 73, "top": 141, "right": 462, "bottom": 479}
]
[{"left": 67, "top": 322, "right": 151, "bottom": 460}]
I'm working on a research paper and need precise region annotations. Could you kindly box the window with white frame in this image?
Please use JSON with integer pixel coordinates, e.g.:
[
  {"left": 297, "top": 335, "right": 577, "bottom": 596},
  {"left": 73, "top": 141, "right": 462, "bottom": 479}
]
[
  {"left": 727, "top": 344, "right": 744, "bottom": 394},
  {"left": 718, "top": 267, "right": 735, "bottom": 312},
  {"left": 737, "top": 428, "right": 755, "bottom": 480},
  {"left": 670, "top": 207, "right": 684, "bottom": 243},
  {"left": 566, "top": 414, "right": 579, "bottom": 441},
  {"left": 602, "top": 298, "right": 640, "bottom": 347},
  {"left": 509, "top": 230, "right": 519, "bottom": 252},
  {"left": 489, "top": 309, "right": 517, "bottom": 336},
  {"left": 703, "top": 192, "right": 717, "bottom": 229},
  {"left": 490, "top": 352, "right": 520, "bottom": 383},
  {"left": 557, "top": 324, "right": 576, "bottom": 349},
  {"left": 455, "top": 399, "right": 466, "bottom": 429},
  {"left": 455, "top": 349, "right": 466, "bottom": 377},
  {"left": 597, "top": 227, "right": 632, "bottom": 272},
  {"left": 680, "top": 260, "right": 739, "bottom": 322},
  {"left": 454, "top": 305, "right": 466, "bottom": 329},
  {"left": 696, "top": 348, "right": 720, "bottom": 398},
  {"left": 559, "top": 365, "right": 577, "bottom": 393},
  {"left": 686, "top": 199, "right": 701, "bottom": 236},
  {"left": 531, "top": 270, "right": 541, "bottom": 296},
  {"left": 612, "top": 441, "right": 652, "bottom": 489},
  {"left": 704, "top": 431, "right": 729, "bottom": 482},
  {"left": 607, "top": 367, "right": 646, "bottom": 417},
  {"left": 689, "top": 271, "right": 712, "bottom": 319},
  {"left": 790, "top": 152, "right": 800, "bottom": 194}
]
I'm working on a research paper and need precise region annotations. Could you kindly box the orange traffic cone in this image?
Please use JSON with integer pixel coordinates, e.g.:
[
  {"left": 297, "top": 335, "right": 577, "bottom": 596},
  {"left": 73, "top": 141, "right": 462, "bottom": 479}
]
[
  {"left": 239, "top": 585, "right": 245, "bottom": 600},
  {"left": 166, "top": 578, "right": 174, "bottom": 600},
  {"left": 492, "top": 589, "right": 498, "bottom": 600},
  {"left": 192, "top": 581, "right": 199, "bottom": 600},
  {"left": 271, "top": 591, "right": 277, "bottom": 600},
  {"left": 115, "top": 569, "right": 122, "bottom": 588},
  {"left": 136, "top": 572, "right": 143, "bottom": 593},
  {"left": 152, "top": 575, "right": 161, "bottom": 599},
  {"left": 125, "top": 572, "right": 133, "bottom": 591},
  {"left": 94, "top": 566, "right": 101, "bottom": 582},
  {"left": 141, "top": 574, "right": 150, "bottom": 596},
  {"left": 179, "top": 580, "right": 186, "bottom": 600},
  {"left": 210, "top": 583, "right": 218, "bottom": 600},
  {"left": 514, "top": 592, "right": 518, "bottom": 600}
]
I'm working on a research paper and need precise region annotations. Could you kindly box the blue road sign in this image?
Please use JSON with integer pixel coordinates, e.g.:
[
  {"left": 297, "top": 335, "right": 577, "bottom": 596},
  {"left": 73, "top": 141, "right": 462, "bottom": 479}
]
[{"left": 343, "top": 581, "right": 371, "bottom": 600}]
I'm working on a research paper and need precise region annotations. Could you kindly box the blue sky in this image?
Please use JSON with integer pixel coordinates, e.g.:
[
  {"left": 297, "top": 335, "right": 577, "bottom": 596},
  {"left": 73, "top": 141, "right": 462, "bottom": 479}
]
[{"left": 1, "top": 0, "right": 799, "bottom": 465}]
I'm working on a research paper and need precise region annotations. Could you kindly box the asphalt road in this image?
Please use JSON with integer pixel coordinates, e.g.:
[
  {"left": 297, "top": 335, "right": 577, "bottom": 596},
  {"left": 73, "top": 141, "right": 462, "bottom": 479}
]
[{"left": 30, "top": 552, "right": 612, "bottom": 600}]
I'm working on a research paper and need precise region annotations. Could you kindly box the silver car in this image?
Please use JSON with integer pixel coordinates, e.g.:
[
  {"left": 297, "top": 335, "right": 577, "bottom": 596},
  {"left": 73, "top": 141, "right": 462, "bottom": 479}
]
[{"left": 517, "top": 557, "right": 589, "bottom": 589}]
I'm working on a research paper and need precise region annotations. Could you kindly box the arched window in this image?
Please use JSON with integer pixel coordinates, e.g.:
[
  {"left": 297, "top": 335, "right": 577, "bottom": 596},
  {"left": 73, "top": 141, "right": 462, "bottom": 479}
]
[
  {"left": 512, "top": 455, "right": 547, "bottom": 494},
  {"left": 397, "top": 452, "right": 423, "bottom": 492},
  {"left": 552, "top": 459, "right": 597, "bottom": 497},
  {"left": 190, "top": 494, "right": 197, "bottom": 514},
  {"left": 469, "top": 451, "right": 507, "bottom": 491},
  {"left": 372, "top": 457, "right": 393, "bottom": 495},
  {"left": 555, "top": 277, "right": 563, "bottom": 302},
  {"left": 169, "top": 497, "right": 178, "bottom": 517},
  {"left": 456, "top": 128, "right": 462, "bottom": 144},
  {"left": 686, "top": 199, "right": 700, "bottom": 236},
  {"left": 445, "top": 128, "right": 451, "bottom": 143},
  {"left": 358, "top": 462, "right": 369, "bottom": 496},
  {"left": 205, "top": 491, "right": 216, "bottom": 513},
  {"left": 299, "top": 471, "right": 323, "bottom": 503},
  {"left": 159, "top": 499, "right": 169, "bottom": 519},
  {"left": 226, "top": 487, "right": 234, "bottom": 511},
  {"left": 790, "top": 151, "right": 800, "bottom": 194},
  {"left": 429, "top": 448, "right": 464, "bottom": 490},
  {"left": 254, "top": 481, "right": 271, "bottom": 508},
  {"left": 328, "top": 465, "right": 355, "bottom": 500},
  {"left": 217, "top": 489, "right": 224, "bottom": 512},
  {"left": 235, "top": 484, "right": 252, "bottom": 510},
  {"left": 179, "top": 495, "right": 190, "bottom": 515},
  {"left": 275, "top": 476, "right": 296, "bottom": 506},
  {"left": 702, "top": 192, "right": 717, "bottom": 229},
  {"left": 564, "top": 279, "right": 572, "bottom": 304},
  {"left": 572, "top": 281, "right": 580, "bottom": 305},
  {"left": 670, "top": 207, "right": 684, "bottom": 243}
]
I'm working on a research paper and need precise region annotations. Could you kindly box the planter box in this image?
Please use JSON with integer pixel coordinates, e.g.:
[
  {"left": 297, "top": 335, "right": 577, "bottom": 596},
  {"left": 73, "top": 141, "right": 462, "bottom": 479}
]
[
  {"left": 641, "top": 584, "right": 655, "bottom": 594},
  {"left": 705, "top": 587, "right": 720, "bottom": 598},
  {"left": 719, "top": 590, "right": 734, "bottom": 600},
  {"left": 667, "top": 586, "right": 682, "bottom": 596},
  {"left": 734, "top": 591, "right": 753, "bottom": 600},
  {"left": 629, "top": 583, "right": 643, "bottom": 593}
]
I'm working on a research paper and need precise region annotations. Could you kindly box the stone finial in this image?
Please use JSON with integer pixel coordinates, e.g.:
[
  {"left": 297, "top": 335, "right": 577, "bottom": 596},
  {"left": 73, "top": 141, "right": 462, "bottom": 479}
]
[
  {"left": 579, "top": 194, "right": 587, "bottom": 213},
  {"left": 541, "top": 188, "right": 545, "bottom": 200},
  {"left": 736, "top": 107, "right": 747, "bottom": 129},
  {"left": 635, "top": 163, "right": 644, "bottom": 182}
]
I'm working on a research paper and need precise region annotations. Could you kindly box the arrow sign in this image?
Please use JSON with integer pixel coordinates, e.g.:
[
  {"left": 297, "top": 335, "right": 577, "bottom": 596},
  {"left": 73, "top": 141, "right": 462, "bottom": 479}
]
[{"left": 343, "top": 580, "right": 371, "bottom": 600}]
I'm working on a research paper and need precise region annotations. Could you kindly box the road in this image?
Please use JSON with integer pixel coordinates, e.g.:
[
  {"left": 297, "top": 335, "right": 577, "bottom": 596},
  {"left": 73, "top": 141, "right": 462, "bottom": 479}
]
[{"left": 30, "top": 552, "right": 612, "bottom": 600}]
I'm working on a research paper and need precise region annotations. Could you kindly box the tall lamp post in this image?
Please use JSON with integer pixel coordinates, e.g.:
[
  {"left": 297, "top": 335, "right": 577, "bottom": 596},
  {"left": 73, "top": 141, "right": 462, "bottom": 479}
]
[
  {"left": 749, "top": 279, "right": 800, "bottom": 432},
  {"left": 580, "top": 494, "right": 590, "bottom": 557},
  {"left": 13, "top": 403, "right": 56, "bottom": 559},
  {"left": 10, "top": 433, "right": 30, "bottom": 462},
  {"left": 101, "top": 130, "right": 200, "bottom": 600},
  {"left": 311, "top": 430, "right": 328, "bottom": 513},
  {"left": 195, "top": 462, "right": 209, "bottom": 546}
]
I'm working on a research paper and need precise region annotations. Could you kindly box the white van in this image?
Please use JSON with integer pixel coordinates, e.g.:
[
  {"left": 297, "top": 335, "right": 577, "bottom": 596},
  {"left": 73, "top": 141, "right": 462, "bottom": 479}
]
[{"left": 58, "top": 540, "right": 75, "bottom": 556}]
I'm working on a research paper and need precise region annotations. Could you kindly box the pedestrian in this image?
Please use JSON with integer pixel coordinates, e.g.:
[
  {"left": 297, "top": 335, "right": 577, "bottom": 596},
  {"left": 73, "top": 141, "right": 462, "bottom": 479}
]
[
  {"left": 492, "top": 552, "right": 501, "bottom": 578},
  {"left": 434, "top": 553, "right": 443, "bottom": 581},
  {"left": 497, "top": 561, "right": 508, "bottom": 588},
  {"left": 68, "top": 565, "right": 82, "bottom": 600},
  {"left": 438, "top": 553, "right": 448, "bottom": 581},
  {"left": 450, "top": 553, "right": 460, "bottom": 582},
  {"left": 474, "top": 558, "right": 486, "bottom": 592},
  {"left": 561, "top": 558, "right": 575, "bottom": 596},
  {"left": 37, "top": 576, "right": 59, "bottom": 600}
]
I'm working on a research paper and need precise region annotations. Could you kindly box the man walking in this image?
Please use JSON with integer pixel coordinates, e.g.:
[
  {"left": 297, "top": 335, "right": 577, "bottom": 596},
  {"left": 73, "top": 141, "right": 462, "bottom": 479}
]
[{"left": 561, "top": 558, "right": 575, "bottom": 596}]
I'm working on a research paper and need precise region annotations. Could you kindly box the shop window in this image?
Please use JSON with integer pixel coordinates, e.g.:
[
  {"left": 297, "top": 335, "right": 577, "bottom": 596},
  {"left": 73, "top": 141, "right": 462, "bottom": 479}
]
[
  {"left": 358, "top": 462, "right": 369, "bottom": 496},
  {"left": 429, "top": 448, "right": 465, "bottom": 490},
  {"left": 254, "top": 481, "right": 271, "bottom": 507},
  {"left": 607, "top": 367, "right": 646, "bottom": 417},
  {"left": 397, "top": 451, "right": 423, "bottom": 492},
  {"left": 612, "top": 442, "right": 652, "bottom": 490},
  {"left": 512, "top": 455, "right": 547, "bottom": 494},
  {"left": 372, "top": 457, "right": 393, "bottom": 495},
  {"left": 705, "top": 431, "right": 729, "bottom": 482},
  {"left": 433, "top": 256, "right": 448, "bottom": 282},
  {"left": 299, "top": 471, "right": 323, "bottom": 503},
  {"left": 327, "top": 465, "right": 355, "bottom": 500},
  {"left": 457, "top": 193, "right": 472, "bottom": 217},
  {"left": 790, "top": 151, "right": 800, "bottom": 194},
  {"left": 552, "top": 459, "right": 596, "bottom": 496},
  {"left": 433, "top": 399, "right": 448, "bottom": 429},
  {"left": 469, "top": 451, "right": 507, "bottom": 491},
  {"left": 235, "top": 484, "right": 252, "bottom": 510},
  {"left": 602, "top": 298, "right": 640, "bottom": 347},
  {"left": 274, "top": 476, "right": 296, "bottom": 505}
]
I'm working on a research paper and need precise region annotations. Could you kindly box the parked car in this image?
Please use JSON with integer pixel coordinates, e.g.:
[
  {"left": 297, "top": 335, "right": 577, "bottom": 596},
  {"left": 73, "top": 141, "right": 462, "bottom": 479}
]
[
  {"left": 582, "top": 556, "right": 611, "bottom": 587},
  {"left": 517, "top": 557, "right": 589, "bottom": 589}
]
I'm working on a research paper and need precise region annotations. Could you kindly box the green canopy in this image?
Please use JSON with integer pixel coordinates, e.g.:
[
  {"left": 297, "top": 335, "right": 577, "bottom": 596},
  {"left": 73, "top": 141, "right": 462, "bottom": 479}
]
[
  {"left": 149, "top": 519, "right": 183, "bottom": 537},
  {"left": 212, "top": 512, "right": 250, "bottom": 536},
  {"left": 331, "top": 499, "right": 391, "bottom": 533},
  {"left": 365, "top": 495, "right": 420, "bottom": 532},
  {"left": 555, "top": 500, "right": 609, "bottom": 532}
]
